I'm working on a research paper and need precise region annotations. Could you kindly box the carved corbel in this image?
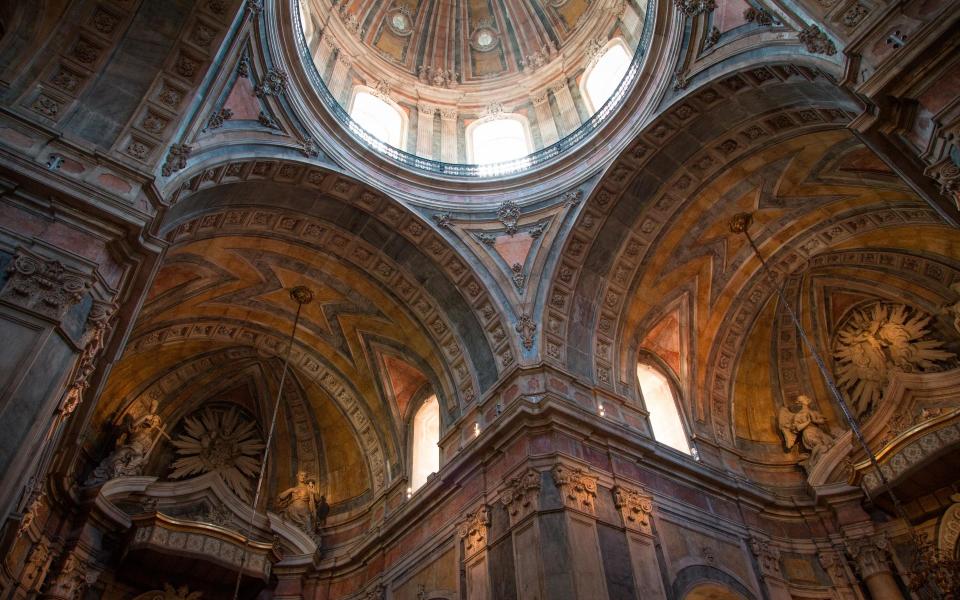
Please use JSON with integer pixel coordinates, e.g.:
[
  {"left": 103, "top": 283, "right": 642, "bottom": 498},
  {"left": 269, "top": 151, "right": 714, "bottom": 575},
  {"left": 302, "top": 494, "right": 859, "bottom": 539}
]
[
  {"left": 457, "top": 505, "right": 490, "bottom": 558},
  {"left": 0, "top": 250, "right": 89, "bottom": 320},
  {"left": 551, "top": 465, "right": 598, "bottom": 515},
  {"left": 612, "top": 485, "right": 653, "bottom": 535},
  {"left": 500, "top": 468, "right": 541, "bottom": 526}
]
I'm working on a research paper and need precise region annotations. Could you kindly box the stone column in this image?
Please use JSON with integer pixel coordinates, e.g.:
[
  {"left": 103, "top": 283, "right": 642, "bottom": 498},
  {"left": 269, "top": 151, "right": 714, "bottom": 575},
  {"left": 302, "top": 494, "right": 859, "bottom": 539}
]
[
  {"left": 439, "top": 108, "right": 459, "bottom": 163},
  {"left": 327, "top": 51, "right": 353, "bottom": 104},
  {"left": 550, "top": 81, "right": 581, "bottom": 135},
  {"left": 458, "top": 505, "right": 491, "bottom": 599},
  {"left": 416, "top": 104, "right": 437, "bottom": 159},
  {"left": 847, "top": 536, "right": 904, "bottom": 600},
  {"left": 500, "top": 468, "right": 543, "bottom": 600},
  {"left": 531, "top": 91, "right": 559, "bottom": 146},
  {"left": 550, "top": 464, "right": 608, "bottom": 599},
  {"left": 749, "top": 537, "right": 791, "bottom": 600},
  {"left": 312, "top": 35, "right": 337, "bottom": 77},
  {"left": 612, "top": 485, "right": 666, "bottom": 598}
]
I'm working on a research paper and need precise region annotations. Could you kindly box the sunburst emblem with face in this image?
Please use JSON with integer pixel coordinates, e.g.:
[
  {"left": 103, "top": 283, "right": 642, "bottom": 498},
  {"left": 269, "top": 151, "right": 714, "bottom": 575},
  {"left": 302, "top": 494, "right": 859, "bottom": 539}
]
[
  {"left": 169, "top": 406, "right": 264, "bottom": 499},
  {"left": 833, "top": 302, "right": 954, "bottom": 416}
]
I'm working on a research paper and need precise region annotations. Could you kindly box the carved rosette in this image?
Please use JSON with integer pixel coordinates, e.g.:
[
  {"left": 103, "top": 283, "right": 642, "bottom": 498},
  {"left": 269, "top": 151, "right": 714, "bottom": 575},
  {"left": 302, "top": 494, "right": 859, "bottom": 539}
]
[
  {"left": 846, "top": 535, "right": 891, "bottom": 579},
  {"left": 612, "top": 485, "right": 653, "bottom": 535},
  {"left": 457, "top": 505, "right": 490, "bottom": 558},
  {"left": 1, "top": 250, "right": 89, "bottom": 320},
  {"left": 749, "top": 537, "right": 783, "bottom": 578},
  {"left": 551, "top": 465, "right": 598, "bottom": 515},
  {"left": 500, "top": 468, "right": 541, "bottom": 526}
]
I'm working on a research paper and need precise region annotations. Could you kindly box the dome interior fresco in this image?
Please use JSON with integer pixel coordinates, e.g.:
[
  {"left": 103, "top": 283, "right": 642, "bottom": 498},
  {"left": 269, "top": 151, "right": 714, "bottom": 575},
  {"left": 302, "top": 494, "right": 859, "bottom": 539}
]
[{"left": 298, "top": 0, "right": 650, "bottom": 169}]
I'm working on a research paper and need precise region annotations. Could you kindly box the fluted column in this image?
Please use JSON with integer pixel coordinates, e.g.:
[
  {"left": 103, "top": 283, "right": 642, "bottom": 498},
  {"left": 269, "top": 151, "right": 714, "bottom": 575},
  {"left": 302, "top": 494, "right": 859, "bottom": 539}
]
[
  {"left": 531, "top": 91, "right": 559, "bottom": 146},
  {"left": 312, "top": 34, "right": 336, "bottom": 77},
  {"left": 439, "top": 108, "right": 459, "bottom": 163},
  {"left": 327, "top": 51, "right": 353, "bottom": 104},
  {"left": 847, "top": 536, "right": 904, "bottom": 600},
  {"left": 416, "top": 104, "right": 436, "bottom": 159},
  {"left": 550, "top": 80, "right": 581, "bottom": 135}
]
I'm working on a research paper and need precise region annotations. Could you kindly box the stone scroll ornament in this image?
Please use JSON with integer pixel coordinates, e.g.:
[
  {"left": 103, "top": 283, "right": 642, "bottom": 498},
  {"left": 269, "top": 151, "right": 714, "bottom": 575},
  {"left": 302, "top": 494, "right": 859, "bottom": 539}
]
[
  {"left": 168, "top": 405, "right": 264, "bottom": 500},
  {"left": 832, "top": 302, "right": 954, "bottom": 417}
]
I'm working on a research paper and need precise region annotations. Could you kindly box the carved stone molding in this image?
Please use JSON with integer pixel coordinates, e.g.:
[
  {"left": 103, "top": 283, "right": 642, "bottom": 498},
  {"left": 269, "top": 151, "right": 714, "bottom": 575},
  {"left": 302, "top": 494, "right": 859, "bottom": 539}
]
[
  {"left": 750, "top": 537, "right": 782, "bottom": 578},
  {"left": 255, "top": 68, "right": 289, "bottom": 97},
  {"left": 798, "top": 25, "right": 837, "bottom": 55},
  {"left": 612, "top": 485, "right": 653, "bottom": 535},
  {"left": 59, "top": 301, "right": 116, "bottom": 416},
  {"left": 0, "top": 250, "right": 89, "bottom": 320},
  {"left": 818, "top": 550, "right": 851, "bottom": 586},
  {"left": 497, "top": 200, "right": 520, "bottom": 235},
  {"left": 45, "top": 549, "right": 100, "bottom": 600},
  {"left": 500, "top": 468, "right": 541, "bottom": 526},
  {"left": 846, "top": 535, "right": 891, "bottom": 579},
  {"left": 674, "top": 0, "right": 716, "bottom": 17},
  {"left": 551, "top": 465, "right": 598, "bottom": 515},
  {"left": 161, "top": 143, "right": 192, "bottom": 177},
  {"left": 516, "top": 314, "right": 536, "bottom": 349},
  {"left": 457, "top": 505, "right": 490, "bottom": 558}
]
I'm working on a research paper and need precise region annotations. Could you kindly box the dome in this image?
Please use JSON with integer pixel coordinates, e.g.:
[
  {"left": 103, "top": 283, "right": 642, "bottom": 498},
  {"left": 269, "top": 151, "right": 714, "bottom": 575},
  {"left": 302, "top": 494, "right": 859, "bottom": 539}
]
[{"left": 297, "top": 0, "right": 650, "bottom": 176}]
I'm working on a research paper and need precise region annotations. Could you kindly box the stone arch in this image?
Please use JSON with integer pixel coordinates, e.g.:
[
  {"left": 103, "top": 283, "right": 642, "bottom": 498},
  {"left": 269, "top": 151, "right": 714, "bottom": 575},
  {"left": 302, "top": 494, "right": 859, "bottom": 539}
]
[{"left": 673, "top": 566, "right": 757, "bottom": 600}]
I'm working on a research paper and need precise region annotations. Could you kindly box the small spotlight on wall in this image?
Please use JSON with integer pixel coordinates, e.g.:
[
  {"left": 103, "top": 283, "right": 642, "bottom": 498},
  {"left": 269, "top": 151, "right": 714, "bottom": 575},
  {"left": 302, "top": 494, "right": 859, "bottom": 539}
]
[
  {"left": 598, "top": 403, "right": 606, "bottom": 418},
  {"left": 406, "top": 486, "right": 412, "bottom": 500},
  {"left": 473, "top": 422, "right": 481, "bottom": 437}
]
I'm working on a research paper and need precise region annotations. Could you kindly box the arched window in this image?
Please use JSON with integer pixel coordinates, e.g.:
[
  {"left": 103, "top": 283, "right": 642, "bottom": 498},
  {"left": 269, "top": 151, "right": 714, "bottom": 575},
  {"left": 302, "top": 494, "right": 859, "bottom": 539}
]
[
  {"left": 469, "top": 118, "right": 531, "bottom": 164},
  {"left": 410, "top": 395, "right": 440, "bottom": 492},
  {"left": 350, "top": 90, "right": 405, "bottom": 147},
  {"left": 636, "top": 362, "right": 691, "bottom": 454},
  {"left": 583, "top": 40, "right": 631, "bottom": 113}
]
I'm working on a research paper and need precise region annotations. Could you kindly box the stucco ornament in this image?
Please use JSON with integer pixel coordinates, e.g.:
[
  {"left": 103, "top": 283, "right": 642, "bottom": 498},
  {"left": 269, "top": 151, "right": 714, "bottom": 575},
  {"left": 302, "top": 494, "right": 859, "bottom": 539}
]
[
  {"left": 778, "top": 395, "right": 834, "bottom": 464},
  {"left": 169, "top": 406, "right": 264, "bottom": 500},
  {"left": 276, "top": 470, "right": 326, "bottom": 536},
  {"left": 86, "top": 402, "right": 162, "bottom": 485},
  {"left": 943, "top": 281, "right": 960, "bottom": 334},
  {"left": 833, "top": 302, "right": 953, "bottom": 416}
]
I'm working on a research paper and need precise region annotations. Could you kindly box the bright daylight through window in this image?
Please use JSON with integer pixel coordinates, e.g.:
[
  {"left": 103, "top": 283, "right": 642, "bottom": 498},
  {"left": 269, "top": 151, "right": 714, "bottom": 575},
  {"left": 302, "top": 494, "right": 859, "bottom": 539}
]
[
  {"left": 585, "top": 42, "right": 631, "bottom": 112},
  {"left": 350, "top": 91, "right": 404, "bottom": 147},
  {"left": 411, "top": 395, "right": 440, "bottom": 492},
  {"left": 471, "top": 118, "right": 529, "bottom": 164},
  {"left": 636, "top": 363, "right": 691, "bottom": 454}
]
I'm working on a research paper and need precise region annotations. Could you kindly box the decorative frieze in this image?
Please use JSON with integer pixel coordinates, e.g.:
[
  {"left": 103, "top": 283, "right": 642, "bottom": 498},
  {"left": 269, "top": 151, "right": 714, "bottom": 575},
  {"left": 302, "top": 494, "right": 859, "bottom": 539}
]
[
  {"left": 551, "top": 465, "right": 598, "bottom": 515},
  {"left": 612, "top": 485, "right": 653, "bottom": 535},
  {"left": 500, "top": 468, "right": 541, "bottom": 525},
  {"left": 457, "top": 505, "right": 490, "bottom": 558},
  {"left": 1, "top": 250, "right": 89, "bottom": 320}
]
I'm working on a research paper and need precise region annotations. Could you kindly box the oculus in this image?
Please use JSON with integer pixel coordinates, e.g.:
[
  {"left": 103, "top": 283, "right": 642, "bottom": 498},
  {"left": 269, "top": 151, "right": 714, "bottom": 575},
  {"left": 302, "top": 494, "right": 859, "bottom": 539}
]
[{"left": 387, "top": 6, "right": 413, "bottom": 36}]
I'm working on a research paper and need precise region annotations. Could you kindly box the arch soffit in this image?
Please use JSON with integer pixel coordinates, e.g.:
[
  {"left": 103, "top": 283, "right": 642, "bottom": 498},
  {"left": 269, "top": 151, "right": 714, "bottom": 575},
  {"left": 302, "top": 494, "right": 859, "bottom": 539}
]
[
  {"left": 542, "top": 62, "right": 863, "bottom": 381},
  {"left": 162, "top": 166, "right": 516, "bottom": 393}
]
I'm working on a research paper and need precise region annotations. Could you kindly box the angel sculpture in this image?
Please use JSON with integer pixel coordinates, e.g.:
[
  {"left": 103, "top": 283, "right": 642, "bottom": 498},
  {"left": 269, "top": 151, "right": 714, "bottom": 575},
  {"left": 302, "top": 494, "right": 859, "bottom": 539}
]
[
  {"left": 85, "top": 401, "right": 162, "bottom": 485},
  {"left": 277, "top": 471, "right": 322, "bottom": 534},
  {"left": 778, "top": 395, "right": 834, "bottom": 465}
]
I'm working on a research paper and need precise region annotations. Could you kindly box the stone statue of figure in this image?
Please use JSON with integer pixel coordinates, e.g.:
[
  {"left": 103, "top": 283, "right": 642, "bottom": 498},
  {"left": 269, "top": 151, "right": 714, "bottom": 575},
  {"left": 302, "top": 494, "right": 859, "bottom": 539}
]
[
  {"left": 778, "top": 395, "right": 834, "bottom": 465},
  {"left": 277, "top": 471, "right": 321, "bottom": 534},
  {"left": 85, "top": 401, "right": 162, "bottom": 485}
]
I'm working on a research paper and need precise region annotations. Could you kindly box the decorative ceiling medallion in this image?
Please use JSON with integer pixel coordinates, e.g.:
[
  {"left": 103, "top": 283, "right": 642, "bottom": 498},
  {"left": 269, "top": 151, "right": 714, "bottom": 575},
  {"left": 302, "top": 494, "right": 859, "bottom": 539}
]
[
  {"left": 470, "top": 18, "right": 499, "bottom": 52},
  {"left": 387, "top": 5, "right": 413, "bottom": 36}
]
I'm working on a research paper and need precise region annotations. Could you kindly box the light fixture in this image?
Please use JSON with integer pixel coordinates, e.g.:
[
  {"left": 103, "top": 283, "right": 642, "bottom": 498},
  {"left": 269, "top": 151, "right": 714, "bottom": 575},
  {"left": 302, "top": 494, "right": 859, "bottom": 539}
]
[
  {"left": 406, "top": 486, "right": 413, "bottom": 500},
  {"left": 730, "top": 213, "right": 951, "bottom": 599},
  {"left": 232, "top": 286, "right": 313, "bottom": 600},
  {"left": 598, "top": 402, "right": 606, "bottom": 418},
  {"left": 473, "top": 422, "right": 481, "bottom": 437}
]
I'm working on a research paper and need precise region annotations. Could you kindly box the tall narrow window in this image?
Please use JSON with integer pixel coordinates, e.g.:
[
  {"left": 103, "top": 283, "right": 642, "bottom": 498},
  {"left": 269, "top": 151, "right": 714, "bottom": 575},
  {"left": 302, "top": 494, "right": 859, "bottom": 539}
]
[
  {"left": 636, "top": 363, "right": 691, "bottom": 454},
  {"left": 350, "top": 91, "right": 404, "bottom": 147},
  {"left": 583, "top": 42, "right": 631, "bottom": 112},
  {"left": 470, "top": 118, "right": 530, "bottom": 164},
  {"left": 411, "top": 395, "right": 440, "bottom": 492}
]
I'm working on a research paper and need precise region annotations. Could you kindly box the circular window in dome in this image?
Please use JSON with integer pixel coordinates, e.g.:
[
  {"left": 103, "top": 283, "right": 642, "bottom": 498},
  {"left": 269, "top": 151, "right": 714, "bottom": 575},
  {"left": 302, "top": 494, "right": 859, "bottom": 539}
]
[
  {"left": 387, "top": 9, "right": 413, "bottom": 36},
  {"left": 476, "top": 30, "right": 494, "bottom": 49}
]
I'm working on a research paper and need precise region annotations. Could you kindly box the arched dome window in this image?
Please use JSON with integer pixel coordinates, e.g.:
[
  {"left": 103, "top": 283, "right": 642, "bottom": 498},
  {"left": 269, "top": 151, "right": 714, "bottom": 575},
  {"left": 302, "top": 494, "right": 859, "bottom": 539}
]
[
  {"left": 350, "top": 90, "right": 405, "bottom": 147},
  {"left": 636, "top": 362, "right": 692, "bottom": 455},
  {"left": 582, "top": 40, "right": 631, "bottom": 113},
  {"left": 410, "top": 394, "right": 440, "bottom": 492},
  {"left": 468, "top": 117, "right": 531, "bottom": 165}
]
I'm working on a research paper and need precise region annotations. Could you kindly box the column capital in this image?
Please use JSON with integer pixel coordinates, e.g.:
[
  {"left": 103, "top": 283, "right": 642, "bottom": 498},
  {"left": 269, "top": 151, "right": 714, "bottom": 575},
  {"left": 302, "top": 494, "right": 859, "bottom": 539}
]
[
  {"left": 846, "top": 535, "right": 892, "bottom": 579},
  {"left": 1, "top": 248, "right": 91, "bottom": 322},
  {"left": 499, "top": 467, "right": 541, "bottom": 526},
  {"left": 551, "top": 464, "right": 598, "bottom": 515},
  {"left": 749, "top": 536, "right": 783, "bottom": 578},
  {"left": 457, "top": 504, "right": 490, "bottom": 559},
  {"left": 612, "top": 484, "right": 653, "bottom": 535}
]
